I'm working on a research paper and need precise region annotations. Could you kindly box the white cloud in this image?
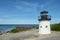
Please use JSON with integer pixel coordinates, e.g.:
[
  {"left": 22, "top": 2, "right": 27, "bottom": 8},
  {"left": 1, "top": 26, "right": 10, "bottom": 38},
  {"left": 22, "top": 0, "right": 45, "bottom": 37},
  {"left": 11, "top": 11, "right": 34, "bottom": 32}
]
[
  {"left": 51, "top": 18, "right": 60, "bottom": 24},
  {"left": 0, "top": 19, "right": 38, "bottom": 24},
  {"left": 0, "top": 19, "right": 3, "bottom": 22},
  {"left": 16, "top": 0, "right": 54, "bottom": 12},
  {"left": 16, "top": 1, "right": 39, "bottom": 12},
  {"left": 20, "top": 1, "right": 39, "bottom": 7},
  {"left": 0, "top": 14, "right": 21, "bottom": 18},
  {"left": 3, "top": 15, "right": 9, "bottom": 18}
]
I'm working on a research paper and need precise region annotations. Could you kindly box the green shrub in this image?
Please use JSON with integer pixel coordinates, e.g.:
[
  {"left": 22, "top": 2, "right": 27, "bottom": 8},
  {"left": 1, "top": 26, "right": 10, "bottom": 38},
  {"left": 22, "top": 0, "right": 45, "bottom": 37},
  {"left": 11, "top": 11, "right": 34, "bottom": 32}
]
[
  {"left": 51, "top": 23, "right": 60, "bottom": 31},
  {"left": 10, "top": 28, "right": 19, "bottom": 33},
  {"left": 36, "top": 27, "right": 39, "bottom": 29}
]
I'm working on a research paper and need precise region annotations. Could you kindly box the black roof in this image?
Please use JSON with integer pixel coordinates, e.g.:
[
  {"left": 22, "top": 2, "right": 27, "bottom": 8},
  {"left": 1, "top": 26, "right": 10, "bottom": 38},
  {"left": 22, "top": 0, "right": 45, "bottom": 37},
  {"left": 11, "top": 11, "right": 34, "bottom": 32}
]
[{"left": 40, "top": 11, "right": 48, "bottom": 14}]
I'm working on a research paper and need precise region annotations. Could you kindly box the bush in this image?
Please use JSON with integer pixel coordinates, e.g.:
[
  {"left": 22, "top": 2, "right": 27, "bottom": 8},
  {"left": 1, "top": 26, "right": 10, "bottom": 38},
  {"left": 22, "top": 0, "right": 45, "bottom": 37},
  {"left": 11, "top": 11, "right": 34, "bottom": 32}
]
[
  {"left": 36, "top": 27, "right": 39, "bottom": 29},
  {"left": 51, "top": 23, "right": 60, "bottom": 31},
  {"left": 10, "top": 28, "right": 19, "bottom": 33}
]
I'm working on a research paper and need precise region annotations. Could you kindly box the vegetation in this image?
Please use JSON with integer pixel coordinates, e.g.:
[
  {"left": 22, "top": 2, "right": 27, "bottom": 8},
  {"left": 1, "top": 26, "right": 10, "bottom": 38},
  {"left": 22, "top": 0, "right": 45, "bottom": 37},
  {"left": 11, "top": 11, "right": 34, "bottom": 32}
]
[
  {"left": 0, "top": 31, "right": 2, "bottom": 35},
  {"left": 51, "top": 23, "right": 60, "bottom": 31},
  {"left": 10, "top": 28, "right": 19, "bottom": 33},
  {"left": 32, "top": 23, "right": 60, "bottom": 31},
  {"left": 10, "top": 26, "right": 35, "bottom": 33},
  {"left": 35, "top": 23, "right": 60, "bottom": 31},
  {"left": 35, "top": 26, "right": 39, "bottom": 29},
  {"left": 10, "top": 23, "right": 60, "bottom": 33}
]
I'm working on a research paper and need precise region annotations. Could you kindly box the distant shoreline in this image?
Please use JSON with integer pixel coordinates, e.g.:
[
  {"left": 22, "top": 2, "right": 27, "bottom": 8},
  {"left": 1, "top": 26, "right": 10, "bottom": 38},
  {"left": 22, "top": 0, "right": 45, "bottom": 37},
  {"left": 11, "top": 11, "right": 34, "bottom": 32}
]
[{"left": 0, "top": 24, "right": 38, "bottom": 32}]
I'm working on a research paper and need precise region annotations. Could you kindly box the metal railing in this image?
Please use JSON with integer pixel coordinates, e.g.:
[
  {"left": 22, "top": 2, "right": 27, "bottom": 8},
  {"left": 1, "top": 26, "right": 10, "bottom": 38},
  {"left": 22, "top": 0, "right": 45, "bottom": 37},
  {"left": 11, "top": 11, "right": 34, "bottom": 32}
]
[{"left": 38, "top": 15, "right": 51, "bottom": 21}]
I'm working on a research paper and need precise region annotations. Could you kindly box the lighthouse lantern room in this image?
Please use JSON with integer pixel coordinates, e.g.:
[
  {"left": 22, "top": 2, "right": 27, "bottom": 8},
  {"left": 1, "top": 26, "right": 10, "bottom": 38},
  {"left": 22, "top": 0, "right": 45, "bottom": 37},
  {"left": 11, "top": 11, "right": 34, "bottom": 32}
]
[{"left": 38, "top": 11, "right": 51, "bottom": 34}]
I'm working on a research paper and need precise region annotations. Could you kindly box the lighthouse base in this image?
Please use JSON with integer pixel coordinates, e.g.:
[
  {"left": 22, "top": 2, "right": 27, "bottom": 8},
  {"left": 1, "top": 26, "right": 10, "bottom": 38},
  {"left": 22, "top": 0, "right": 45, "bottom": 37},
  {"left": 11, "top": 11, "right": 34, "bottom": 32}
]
[
  {"left": 39, "top": 21, "right": 51, "bottom": 34},
  {"left": 39, "top": 31, "right": 51, "bottom": 34}
]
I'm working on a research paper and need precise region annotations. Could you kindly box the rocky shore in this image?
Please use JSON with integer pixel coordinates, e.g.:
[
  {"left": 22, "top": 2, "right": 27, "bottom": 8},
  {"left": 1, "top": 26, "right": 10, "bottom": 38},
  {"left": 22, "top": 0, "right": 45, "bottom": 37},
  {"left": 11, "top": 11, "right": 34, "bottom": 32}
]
[{"left": 0, "top": 29, "right": 60, "bottom": 40}]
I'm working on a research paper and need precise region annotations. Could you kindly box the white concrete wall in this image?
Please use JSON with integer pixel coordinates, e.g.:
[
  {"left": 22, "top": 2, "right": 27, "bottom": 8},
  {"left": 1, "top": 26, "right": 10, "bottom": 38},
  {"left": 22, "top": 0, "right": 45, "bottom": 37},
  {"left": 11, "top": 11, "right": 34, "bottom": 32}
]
[{"left": 39, "top": 20, "right": 51, "bottom": 34}]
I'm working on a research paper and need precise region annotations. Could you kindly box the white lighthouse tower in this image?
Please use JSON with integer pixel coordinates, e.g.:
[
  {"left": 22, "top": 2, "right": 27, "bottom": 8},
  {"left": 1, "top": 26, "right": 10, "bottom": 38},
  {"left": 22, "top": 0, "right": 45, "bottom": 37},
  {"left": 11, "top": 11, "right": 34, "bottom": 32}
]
[{"left": 38, "top": 11, "right": 51, "bottom": 34}]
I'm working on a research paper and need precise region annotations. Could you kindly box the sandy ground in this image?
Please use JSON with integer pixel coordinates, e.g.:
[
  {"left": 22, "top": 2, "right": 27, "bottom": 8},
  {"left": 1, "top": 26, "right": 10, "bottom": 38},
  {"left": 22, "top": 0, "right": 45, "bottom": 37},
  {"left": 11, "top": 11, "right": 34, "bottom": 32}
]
[{"left": 0, "top": 29, "right": 60, "bottom": 40}]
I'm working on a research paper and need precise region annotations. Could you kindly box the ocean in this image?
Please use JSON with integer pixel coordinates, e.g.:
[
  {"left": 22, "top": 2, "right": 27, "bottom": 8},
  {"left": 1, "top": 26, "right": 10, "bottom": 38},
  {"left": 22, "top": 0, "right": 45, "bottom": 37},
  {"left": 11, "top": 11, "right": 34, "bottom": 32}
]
[{"left": 0, "top": 24, "right": 38, "bottom": 32}]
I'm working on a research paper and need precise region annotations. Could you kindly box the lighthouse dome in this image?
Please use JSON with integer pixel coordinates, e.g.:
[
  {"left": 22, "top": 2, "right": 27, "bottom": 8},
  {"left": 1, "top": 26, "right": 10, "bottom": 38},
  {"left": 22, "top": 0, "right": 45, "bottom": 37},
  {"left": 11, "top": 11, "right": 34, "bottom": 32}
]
[{"left": 40, "top": 11, "right": 48, "bottom": 14}]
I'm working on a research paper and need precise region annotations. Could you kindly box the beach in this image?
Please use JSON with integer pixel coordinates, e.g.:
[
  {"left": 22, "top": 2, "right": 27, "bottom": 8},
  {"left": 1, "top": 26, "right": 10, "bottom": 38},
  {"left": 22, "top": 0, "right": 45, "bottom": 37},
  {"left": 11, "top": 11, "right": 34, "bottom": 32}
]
[{"left": 0, "top": 29, "right": 60, "bottom": 40}]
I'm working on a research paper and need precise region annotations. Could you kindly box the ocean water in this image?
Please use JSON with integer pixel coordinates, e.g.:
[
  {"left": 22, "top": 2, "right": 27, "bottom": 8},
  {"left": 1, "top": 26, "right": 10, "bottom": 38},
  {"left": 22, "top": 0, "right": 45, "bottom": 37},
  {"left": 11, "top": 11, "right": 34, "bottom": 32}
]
[{"left": 0, "top": 24, "right": 38, "bottom": 32}]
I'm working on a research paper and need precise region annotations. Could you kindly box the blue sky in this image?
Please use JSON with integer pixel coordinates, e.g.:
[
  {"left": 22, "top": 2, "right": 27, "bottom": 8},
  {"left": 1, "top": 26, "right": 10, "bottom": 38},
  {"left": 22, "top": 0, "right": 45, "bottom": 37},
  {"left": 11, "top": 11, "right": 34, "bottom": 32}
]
[{"left": 0, "top": 0, "right": 60, "bottom": 24}]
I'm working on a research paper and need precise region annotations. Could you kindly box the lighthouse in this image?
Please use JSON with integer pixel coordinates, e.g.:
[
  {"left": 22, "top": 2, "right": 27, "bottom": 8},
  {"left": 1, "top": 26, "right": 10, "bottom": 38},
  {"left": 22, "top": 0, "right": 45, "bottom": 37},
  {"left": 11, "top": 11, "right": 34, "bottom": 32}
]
[{"left": 38, "top": 11, "right": 51, "bottom": 34}]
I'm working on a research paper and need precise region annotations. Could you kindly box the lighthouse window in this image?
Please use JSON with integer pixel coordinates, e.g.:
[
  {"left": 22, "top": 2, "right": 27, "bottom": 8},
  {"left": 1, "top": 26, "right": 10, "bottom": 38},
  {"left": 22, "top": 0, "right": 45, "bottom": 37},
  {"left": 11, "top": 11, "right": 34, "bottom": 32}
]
[{"left": 46, "top": 25, "right": 47, "bottom": 28}]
